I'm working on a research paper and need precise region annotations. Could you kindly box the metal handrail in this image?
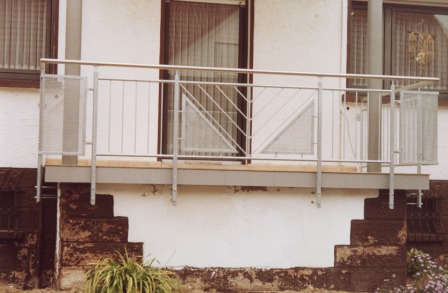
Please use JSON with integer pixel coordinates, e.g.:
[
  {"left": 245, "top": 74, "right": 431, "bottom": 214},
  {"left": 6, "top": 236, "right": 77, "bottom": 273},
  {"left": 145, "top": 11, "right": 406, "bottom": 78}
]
[
  {"left": 37, "top": 59, "right": 441, "bottom": 209},
  {"left": 40, "top": 58, "right": 440, "bottom": 83}
]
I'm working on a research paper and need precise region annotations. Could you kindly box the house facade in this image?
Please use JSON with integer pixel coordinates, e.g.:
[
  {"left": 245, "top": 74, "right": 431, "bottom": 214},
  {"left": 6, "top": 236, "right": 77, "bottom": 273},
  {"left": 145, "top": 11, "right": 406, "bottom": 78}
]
[{"left": 1, "top": 0, "right": 447, "bottom": 291}]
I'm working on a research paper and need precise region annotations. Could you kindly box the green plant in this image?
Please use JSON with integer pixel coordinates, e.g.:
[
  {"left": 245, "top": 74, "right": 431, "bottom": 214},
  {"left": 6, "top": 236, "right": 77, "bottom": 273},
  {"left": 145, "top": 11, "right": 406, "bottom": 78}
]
[
  {"left": 407, "top": 248, "right": 431, "bottom": 277},
  {"left": 377, "top": 248, "right": 448, "bottom": 293},
  {"left": 85, "top": 249, "right": 181, "bottom": 293}
]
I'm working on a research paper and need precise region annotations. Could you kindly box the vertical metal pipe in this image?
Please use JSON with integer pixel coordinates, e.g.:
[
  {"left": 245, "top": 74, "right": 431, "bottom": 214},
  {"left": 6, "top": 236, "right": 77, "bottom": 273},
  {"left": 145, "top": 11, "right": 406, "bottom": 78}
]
[
  {"left": 417, "top": 163, "right": 423, "bottom": 208},
  {"left": 147, "top": 83, "right": 151, "bottom": 154},
  {"left": 121, "top": 81, "right": 125, "bottom": 153},
  {"left": 90, "top": 66, "right": 99, "bottom": 205},
  {"left": 36, "top": 155, "right": 43, "bottom": 203},
  {"left": 245, "top": 81, "right": 252, "bottom": 160},
  {"left": 316, "top": 79, "right": 323, "bottom": 208},
  {"left": 417, "top": 91, "right": 423, "bottom": 208},
  {"left": 342, "top": 90, "right": 347, "bottom": 159},
  {"left": 172, "top": 71, "right": 180, "bottom": 205},
  {"left": 54, "top": 183, "right": 61, "bottom": 284},
  {"left": 355, "top": 91, "right": 359, "bottom": 159},
  {"left": 389, "top": 84, "right": 395, "bottom": 209},
  {"left": 367, "top": 0, "right": 383, "bottom": 172},
  {"left": 36, "top": 64, "right": 45, "bottom": 203},
  {"left": 134, "top": 82, "right": 138, "bottom": 154},
  {"left": 108, "top": 81, "right": 112, "bottom": 153}
]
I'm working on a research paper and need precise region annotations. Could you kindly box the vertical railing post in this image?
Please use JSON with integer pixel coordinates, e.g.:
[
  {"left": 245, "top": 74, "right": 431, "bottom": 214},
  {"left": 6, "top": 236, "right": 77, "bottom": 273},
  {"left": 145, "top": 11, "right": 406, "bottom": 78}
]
[
  {"left": 389, "top": 83, "right": 396, "bottom": 209},
  {"left": 316, "top": 78, "right": 323, "bottom": 208},
  {"left": 36, "top": 62, "right": 46, "bottom": 203},
  {"left": 417, "top": 91, "right": 423, "bottom": 208},
  {"left": 245, "top": 76, "right": 252, "bottom": 162},
  {"left": 172, "top": 71, "right": 180, "bottom": 205},
  {"left": 417, "top": 163, "right": 423, "bottom": 208},
  {"left": 90, "top": 66, "right": 99, "bottom": 205}
]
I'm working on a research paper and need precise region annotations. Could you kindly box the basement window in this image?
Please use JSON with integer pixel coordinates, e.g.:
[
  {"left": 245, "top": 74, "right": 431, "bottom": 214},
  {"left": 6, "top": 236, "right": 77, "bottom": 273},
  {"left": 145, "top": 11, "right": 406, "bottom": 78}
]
[
  {"left": 407, "top": 191, "right": 446, "bottom": 242},
  {"left": 0, "top": 191, "right": 22, "bottom": 239}
]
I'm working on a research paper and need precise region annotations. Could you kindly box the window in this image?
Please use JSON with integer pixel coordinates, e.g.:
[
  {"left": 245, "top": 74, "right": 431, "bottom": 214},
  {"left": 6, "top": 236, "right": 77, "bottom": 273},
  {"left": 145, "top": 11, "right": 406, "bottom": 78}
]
[
  {"left": 160, "top": 0, "right": 252, "bottom": 155},
  {"left": 0, "top": 191, "right": 15, "bottom": 231},
  {"left": 407, "top": 191, "right": 445, "bottom": 242},
  {"left": 0, "top": 0, "right": 58, "bottom": 88},
  {"left": 348, "top": 2, "right": 448, "bottom": 98}
]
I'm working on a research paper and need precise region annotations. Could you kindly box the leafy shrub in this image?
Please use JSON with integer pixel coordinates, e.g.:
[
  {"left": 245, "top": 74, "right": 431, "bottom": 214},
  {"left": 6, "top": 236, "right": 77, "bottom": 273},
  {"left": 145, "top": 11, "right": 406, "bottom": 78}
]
[
  {"left": 407, "top": 248, "right": 431, "bottom": 276},
  {"left": 85, "top": 250, "right": 181, "bottom": 293}
]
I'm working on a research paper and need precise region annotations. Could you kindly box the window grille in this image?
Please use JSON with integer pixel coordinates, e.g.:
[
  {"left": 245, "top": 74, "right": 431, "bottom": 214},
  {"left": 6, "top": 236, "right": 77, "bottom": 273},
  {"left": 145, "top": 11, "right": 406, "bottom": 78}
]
[
  {"left": 407, "top": 191, "right": 446, "bottom": 242},
  {"left": 0, "top": 191, "right": 16, "bottom": 232}
]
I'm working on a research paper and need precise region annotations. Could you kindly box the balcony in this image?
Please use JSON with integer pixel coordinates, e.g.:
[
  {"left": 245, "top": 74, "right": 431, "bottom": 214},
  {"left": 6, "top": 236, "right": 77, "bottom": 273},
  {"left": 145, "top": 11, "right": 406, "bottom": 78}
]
[{"left": 37, "top": 59, "right": 439, "bottom": 208}]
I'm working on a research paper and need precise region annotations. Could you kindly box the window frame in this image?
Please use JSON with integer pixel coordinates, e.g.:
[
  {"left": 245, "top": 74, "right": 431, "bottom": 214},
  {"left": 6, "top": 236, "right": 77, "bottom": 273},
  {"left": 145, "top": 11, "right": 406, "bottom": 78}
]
[
  {"left": 347, "top": 1, "right": 448, "bottom": 103},
  {"left": 158, "top": 0, "right": 254, "bottom": 156},
  {"left": 0, "top": 0, "right": 59, "bottom": 88}
]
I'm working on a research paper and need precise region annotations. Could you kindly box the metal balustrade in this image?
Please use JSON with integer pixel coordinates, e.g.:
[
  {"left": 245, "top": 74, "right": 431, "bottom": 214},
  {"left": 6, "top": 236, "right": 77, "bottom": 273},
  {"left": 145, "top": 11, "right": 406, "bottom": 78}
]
[{"left": 36, "top": 59, "right": 440, "bottom": 208}]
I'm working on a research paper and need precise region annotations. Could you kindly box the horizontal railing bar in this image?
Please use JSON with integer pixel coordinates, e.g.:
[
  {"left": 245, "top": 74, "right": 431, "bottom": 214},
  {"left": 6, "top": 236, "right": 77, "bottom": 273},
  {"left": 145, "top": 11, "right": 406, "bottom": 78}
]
[
  {"left": 41, "top": 58, "right": 440, "bottom": 83},
  {"left": 95, "top": 153, "right": 390, "bottom": 164},
  {"left": 327, "top": 88, "right": 392, "bottom": 93},
  {"left": 394, "top": 80, "right": 437, "bottom": 93},
  {"left": 99, "top": 78, "right": 159, "bottom": 83},
  {"left": 98, "top": 77, "right": 431, "bottom": 96}
]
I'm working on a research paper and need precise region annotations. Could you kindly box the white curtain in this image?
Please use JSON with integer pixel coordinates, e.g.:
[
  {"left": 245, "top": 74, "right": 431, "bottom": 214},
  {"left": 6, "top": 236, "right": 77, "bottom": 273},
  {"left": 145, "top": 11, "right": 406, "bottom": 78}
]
[
  {"left": 349, "top": 9, "right": 368, "bottom": 88},
  {"left": 165, "top": 1, "right": 243, "bottom": 154},
  {"left": 0, "top": 0, "right": 47, "bottom": 71},
  {"left": 392, "top": 11, "right": 448, "bottom": 90},
  {"left": 349, "top": 8, "right": 448, "bottom": 91}
]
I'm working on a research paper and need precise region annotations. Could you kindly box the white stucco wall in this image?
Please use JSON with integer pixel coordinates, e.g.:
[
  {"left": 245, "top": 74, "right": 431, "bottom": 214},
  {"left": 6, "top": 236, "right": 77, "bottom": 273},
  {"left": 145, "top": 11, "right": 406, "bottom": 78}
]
[
  {"left": 81, "top": 0, "right": 160, "bottom": 65},
  {"left": 0, "top": 0, "right": 447, "bottom": 269},
  {"left": 0, "top": 88, "right": 40, "bottom": 167},
  {"left": 98, "top": 184, "right": 376, "bottom": 268},
  {"left": 252, "top": 0, "right": 347, "bottom": 161}
]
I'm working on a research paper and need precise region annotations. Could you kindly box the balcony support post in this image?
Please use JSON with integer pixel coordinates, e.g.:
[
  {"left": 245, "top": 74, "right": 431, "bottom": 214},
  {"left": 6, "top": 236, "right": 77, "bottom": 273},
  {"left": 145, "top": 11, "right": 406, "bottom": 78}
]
[
  {"left": 172, "top": 71, "right": 180, "bottom": 205},
  {"left": 90, "top": 66, "right": 99, "bottom": 205},
  {"left": 367, "top": 0, "right": 383, "bottom": 172},
  {"left": 316, "top": 78, "right": 323, "bottom": 208},
  {"left": 36, "top": 64, "right": 46, "bottom": 203},
  {"left": 389, "top": 83, "right": 395, "bottom": 209}
]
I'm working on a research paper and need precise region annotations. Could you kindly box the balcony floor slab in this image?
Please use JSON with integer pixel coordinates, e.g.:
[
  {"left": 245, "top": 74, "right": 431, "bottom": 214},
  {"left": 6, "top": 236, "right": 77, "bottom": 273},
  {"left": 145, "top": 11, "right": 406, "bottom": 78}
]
[{"left": 44, "top": 160, "right": 429, "bottom": 190}]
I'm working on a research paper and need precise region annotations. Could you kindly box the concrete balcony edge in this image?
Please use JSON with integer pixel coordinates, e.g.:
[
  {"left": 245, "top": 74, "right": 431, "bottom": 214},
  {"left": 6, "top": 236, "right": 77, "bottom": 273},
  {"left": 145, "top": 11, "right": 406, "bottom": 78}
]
[{"left": 44, "top": 165, "right": 429, "bottom": 190}]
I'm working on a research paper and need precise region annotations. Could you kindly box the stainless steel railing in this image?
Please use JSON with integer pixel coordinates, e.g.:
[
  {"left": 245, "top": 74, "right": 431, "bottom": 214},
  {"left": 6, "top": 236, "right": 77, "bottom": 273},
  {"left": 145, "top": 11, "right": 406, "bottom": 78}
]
[{"left": 37, "top": 59, "right": 440, "bottom": 208}]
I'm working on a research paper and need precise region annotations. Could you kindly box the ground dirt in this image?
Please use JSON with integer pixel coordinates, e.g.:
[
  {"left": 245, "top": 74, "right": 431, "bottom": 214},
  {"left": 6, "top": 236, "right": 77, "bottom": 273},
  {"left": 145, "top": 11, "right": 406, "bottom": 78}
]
[{"left": 0, "top": 284, "right": 347, "bottom": 293}]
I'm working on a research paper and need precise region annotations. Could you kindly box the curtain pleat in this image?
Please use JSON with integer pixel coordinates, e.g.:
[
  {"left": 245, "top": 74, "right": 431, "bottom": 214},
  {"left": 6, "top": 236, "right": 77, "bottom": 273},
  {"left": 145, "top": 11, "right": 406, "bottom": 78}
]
[
  {"left": 350, "top": 8, "right": 448, "bottom": 91},
  {"left": 0, "top": 0, "right": 47, "bottom": 71},
  {"left": 349, "top": 9, "right": 368, "bottom": 88},
  {"left": 166, "top": 2, "right": 241, "bottom": 154}
]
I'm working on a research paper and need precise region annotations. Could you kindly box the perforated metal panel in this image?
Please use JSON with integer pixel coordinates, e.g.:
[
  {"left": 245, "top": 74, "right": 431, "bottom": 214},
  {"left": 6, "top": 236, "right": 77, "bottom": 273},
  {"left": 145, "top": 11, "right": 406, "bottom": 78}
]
[
  {"left": 399, "top": 90, "right": 438, "bottom": 165},
  {"left": 261, "top": 100, "right": 315, "bottom": 155},
  {"left": 39, "top": 74, "right": 88, "bottom": 155},
  {"left": 181, "top": 95, "right": 238, "bottom": 154}
]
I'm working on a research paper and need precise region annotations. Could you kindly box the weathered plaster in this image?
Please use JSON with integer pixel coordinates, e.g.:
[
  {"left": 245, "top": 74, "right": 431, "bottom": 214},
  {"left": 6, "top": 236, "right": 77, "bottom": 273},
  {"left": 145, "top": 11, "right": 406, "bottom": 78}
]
[{"left": 99, "top": 184, "right": 375, "bottom": 268}]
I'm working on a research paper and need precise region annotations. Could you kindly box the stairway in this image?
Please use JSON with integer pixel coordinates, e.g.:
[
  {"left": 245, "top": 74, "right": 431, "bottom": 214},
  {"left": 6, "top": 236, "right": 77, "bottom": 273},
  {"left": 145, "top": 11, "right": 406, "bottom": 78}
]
[
  {"left": 58, "top": 183, "right": 143, "bottom": 289},
  {"left": 334, "top": 190, "right": 408, "bottom": 292}
]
